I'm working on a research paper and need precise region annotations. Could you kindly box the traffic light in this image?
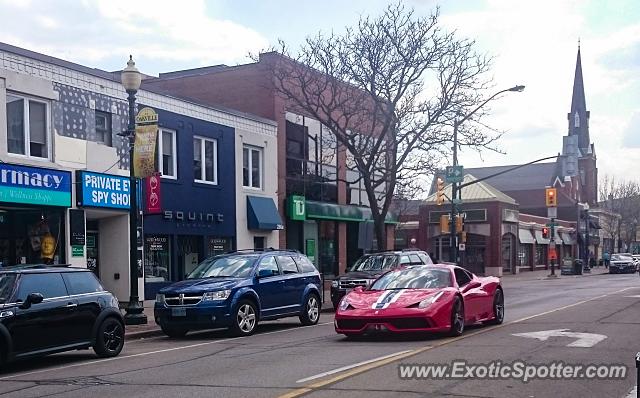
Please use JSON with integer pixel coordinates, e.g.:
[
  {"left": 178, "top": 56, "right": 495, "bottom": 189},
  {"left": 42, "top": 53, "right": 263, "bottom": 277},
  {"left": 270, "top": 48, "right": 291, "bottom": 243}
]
[
  {"left": 440, "top": 215, "right": 449, "bottom": 234},
  {"left": 542, "top": 227, "right": 550, "bottom": 239},
  {"left": 455, "top": 214, "right": 464, "bottom": 233},
  {"left": 545, "top": 187, "right": 557, "bottom": 207},
  {"left": 436, "top": 177, "right": 445, "bottom": 205}
]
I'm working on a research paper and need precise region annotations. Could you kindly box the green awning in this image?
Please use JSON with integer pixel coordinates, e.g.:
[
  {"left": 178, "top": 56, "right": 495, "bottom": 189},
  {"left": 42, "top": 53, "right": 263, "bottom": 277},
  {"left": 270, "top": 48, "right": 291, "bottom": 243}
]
[
  {"left": 305, "top": 201, "right": 398, "bottom": 224},
  {"left": 247, "top": 196, "right": 284, "bottom": 230}
]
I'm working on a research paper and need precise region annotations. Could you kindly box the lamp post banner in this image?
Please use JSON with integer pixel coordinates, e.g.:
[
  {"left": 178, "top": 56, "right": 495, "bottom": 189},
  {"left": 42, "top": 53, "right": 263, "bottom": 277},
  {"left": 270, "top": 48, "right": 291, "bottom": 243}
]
[{"left": 133, "top": 108, "right": 159, "bottom": 178}]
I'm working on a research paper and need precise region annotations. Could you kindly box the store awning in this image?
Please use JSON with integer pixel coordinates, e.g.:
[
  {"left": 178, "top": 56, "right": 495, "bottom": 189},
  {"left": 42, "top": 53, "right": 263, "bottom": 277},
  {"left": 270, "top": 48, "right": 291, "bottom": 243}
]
[
  {"left": 247, "top": 196, "right": 284, "bottom": 231},
  {"left": 553, "top": 230, "right": 563, "bottom": 245},
  {"left": 305, "top": 200, "right": 398, "bottom": 224},
  {"left": 561, "top": 232, "right": 575, "bottom": 245},
  {"left": 518, "top": 229, "right": 536, "bottom": 244},
  {"left": 534, "top": 229, "right": 549, "bottom": 244}
]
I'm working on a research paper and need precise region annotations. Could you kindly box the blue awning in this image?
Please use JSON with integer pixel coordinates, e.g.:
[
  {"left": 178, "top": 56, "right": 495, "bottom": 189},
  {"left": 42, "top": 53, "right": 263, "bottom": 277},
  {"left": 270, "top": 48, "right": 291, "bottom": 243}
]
[{"left": 247, "top": 196, "right": 284, "bottom": 231}]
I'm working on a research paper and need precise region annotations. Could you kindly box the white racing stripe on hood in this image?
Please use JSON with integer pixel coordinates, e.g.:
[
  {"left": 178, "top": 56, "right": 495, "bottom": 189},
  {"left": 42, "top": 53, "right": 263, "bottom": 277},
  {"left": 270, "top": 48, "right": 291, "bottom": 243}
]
[{"left": 372, "top": 289, "right": 404, "bottom": 309}]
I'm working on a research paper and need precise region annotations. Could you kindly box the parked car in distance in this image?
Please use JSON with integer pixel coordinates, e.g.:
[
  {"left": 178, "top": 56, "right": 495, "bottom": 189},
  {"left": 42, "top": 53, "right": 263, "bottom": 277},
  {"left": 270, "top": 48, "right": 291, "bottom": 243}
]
[
  {"left": 0, "top": 266, "right": 124, "bottom": 366},
  {"left": 154, "top": 249, "right": 322, "bottom": 337},
  {"left": 330, "top": 250, "right": 433, "bottom": 310},
  {"left": 609, "top": 253, "right": 636, "bottom": 274},
  {"left": 335, "top": 264, "right": 503, "bottom": 337}
]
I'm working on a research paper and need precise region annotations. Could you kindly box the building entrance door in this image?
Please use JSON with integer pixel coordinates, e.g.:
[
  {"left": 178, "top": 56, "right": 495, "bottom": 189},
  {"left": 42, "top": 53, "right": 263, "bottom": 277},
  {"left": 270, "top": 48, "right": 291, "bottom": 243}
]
[
  {"left": 86, "top": 231, "right": 99, "bottom": 277},
  {"left": 501, "top": 233, "right": 515, "bottom": 273}
]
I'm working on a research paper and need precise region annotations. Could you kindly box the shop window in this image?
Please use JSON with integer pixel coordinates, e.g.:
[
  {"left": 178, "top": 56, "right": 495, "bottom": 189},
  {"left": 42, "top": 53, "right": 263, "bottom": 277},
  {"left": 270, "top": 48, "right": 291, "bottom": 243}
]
[
  {"left": 535, "top": 244, "right": 547, "bottom": 265},
  {"left": 0, "top": 210, "right": 64, "bottom": 267},
  {"left": 253, "top": 236, "right": 265, "bottom": 251},
  {"left": 207, "top": 237, "right": 232, "bottom": 257},
  {"left": 158, "top": 128, "right": 177, "bottom": 179},
  {"left": 194, "top": 136, "right": 217, "bottom": 184},
  {"left": 518, "top": 244, "right": 531, "bottom": 267},
  {"left": 6, "top": 93, "right": 49, "bottom": 159},
  {"left": 243, "top": 145, "right": 263, "bottom": 189},
  {"left": 144, "top": 235, "right": 171, "bottom": 282},
  {"left": 318, "top": 220, "right": 338, "bottom": 276},
  {"left": 95, "top": 110, "right": 112, "bottom": 146}
]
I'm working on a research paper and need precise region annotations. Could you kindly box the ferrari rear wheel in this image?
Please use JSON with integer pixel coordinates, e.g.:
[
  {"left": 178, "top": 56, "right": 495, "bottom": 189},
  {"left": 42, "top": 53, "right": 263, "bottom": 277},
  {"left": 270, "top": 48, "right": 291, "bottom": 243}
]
[
  {"left": 488, "top": 289, "right": 504, "bottom": 325},
  {"left": 449, "top": 297, "right": 464, "bottom": 337}
]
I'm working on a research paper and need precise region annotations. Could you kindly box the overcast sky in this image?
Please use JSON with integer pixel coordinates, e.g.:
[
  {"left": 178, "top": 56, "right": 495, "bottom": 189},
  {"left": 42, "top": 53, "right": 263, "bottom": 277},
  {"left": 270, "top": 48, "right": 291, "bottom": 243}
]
[{"left": 1, "top": 0, "right": 638, "bottom": 184}]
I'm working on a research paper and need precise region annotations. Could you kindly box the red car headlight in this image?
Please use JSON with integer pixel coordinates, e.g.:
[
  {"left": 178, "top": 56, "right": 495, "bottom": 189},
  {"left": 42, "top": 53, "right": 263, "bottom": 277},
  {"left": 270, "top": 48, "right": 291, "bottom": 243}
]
[{"left": 418, "top": 291, "right": 444, "bottom": 309}]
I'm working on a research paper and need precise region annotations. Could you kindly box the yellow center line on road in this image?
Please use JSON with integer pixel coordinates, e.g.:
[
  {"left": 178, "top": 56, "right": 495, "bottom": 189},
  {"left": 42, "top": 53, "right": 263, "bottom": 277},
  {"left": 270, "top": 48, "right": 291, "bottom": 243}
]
[{"left": 279, "top": 286, "right": 638, "bottom": 398}]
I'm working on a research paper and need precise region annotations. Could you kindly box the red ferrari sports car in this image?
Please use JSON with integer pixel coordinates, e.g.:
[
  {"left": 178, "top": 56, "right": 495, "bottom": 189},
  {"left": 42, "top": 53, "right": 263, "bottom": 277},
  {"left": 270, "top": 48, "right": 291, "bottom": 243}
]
[{"left": 334, "top": 264, "right": 503, "bottom": 337}]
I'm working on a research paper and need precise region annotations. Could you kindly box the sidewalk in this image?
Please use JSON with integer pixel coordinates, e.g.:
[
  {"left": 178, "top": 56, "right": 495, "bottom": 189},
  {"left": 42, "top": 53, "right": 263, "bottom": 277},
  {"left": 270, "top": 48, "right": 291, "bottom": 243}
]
[
  {"left": 500, "top": 265, "right": 610, "bottom": 281},
  {"left": 124, "top": 291, "right": 336, "bottom": 339}
]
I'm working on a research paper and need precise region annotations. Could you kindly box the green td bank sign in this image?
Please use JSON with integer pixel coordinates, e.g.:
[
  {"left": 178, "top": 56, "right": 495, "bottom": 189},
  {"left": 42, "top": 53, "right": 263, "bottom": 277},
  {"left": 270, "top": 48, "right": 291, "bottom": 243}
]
[{"left": 287, "top": 195, "right": 306, "bottom": 221}]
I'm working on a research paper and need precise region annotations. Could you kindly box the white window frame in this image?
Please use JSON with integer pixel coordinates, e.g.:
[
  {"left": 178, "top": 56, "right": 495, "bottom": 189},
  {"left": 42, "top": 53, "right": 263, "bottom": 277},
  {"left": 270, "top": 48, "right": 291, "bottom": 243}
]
[
  {"left": 242, "top": 144, "right": 263, "bottom": 190},
  {"left": 194, "top": 135, "right": 218, "bottom": 185},
  {"left": 5, "top": 92, "right": 51, "bottom": 161},
  {"left": 157, "top": 128, "right": 177, "bottom": 179}
]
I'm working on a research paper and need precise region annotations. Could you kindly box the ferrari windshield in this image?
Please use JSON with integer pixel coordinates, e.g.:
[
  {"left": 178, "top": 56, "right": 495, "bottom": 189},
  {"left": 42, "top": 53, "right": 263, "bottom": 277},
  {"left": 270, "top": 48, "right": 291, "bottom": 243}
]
[
  {"left": 370, "top": 268, "right": 452, "bottom": 290},
  {"left": 349, "top": 255, "right": 397, "bottom": 272},
  {"left": 187, "top": 255, "right": 259, "bottom": 279}
]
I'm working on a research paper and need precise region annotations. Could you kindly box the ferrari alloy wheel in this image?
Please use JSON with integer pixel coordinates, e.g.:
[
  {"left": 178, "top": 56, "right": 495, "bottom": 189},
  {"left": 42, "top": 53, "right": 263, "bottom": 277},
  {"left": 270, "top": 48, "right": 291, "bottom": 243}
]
[
  {"left": 299, "top": 293, "right": 320, "bottom": 326},
  {"left": 449, "top": 298, "right": 465, "bottom": 337},
  {"left": 489, "top": 289, "right": 505, "bottom": 325}
]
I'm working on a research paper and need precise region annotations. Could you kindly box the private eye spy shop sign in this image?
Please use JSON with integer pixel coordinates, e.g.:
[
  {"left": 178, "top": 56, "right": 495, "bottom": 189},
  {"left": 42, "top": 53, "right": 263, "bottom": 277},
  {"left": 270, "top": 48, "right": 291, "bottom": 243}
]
[{"left": 77, "top": 171, "right": 130, "bottom": 209}]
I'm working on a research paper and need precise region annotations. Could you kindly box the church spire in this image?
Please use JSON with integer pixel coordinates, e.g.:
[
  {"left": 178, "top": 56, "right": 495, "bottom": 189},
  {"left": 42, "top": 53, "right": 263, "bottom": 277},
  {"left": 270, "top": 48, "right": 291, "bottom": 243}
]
[{"left": 568, "top": 44, "right": 590, "bottom": 153}]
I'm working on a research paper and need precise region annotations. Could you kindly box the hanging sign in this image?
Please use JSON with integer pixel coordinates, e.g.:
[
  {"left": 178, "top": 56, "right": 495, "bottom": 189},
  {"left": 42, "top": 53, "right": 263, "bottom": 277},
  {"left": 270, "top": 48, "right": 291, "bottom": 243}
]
[
  {"left": 133, "top": 107, "right": 159, "bottom": 178},
  {"left": 145, "top": 173, "right": 162, "bottom": 214}
]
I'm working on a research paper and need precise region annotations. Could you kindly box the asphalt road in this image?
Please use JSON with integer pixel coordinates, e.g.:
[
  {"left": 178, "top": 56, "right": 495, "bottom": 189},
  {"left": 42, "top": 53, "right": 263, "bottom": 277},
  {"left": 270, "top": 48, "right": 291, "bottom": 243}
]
[{"left": 1, "top": 272, "right": 639, "bottom": 398}]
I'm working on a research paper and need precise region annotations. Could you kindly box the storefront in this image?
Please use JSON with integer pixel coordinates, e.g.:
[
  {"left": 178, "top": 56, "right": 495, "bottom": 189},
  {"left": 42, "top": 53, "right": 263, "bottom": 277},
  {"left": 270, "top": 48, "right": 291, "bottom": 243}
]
[
  {"left": 0, "top": 163, "right": 72, "bottom": 267},
  {"left": 75, "top": 170, "right": 132, "bottom": 298}
]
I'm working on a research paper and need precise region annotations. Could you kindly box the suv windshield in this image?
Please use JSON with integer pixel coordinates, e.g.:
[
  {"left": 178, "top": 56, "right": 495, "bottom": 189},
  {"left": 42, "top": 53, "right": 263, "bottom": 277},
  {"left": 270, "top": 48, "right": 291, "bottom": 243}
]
[
  {"left": 370, "top": 268, "right": 452, "bottom": 290},
  {"left": 0, "top": 273, "right": 17, "bottom": 303},
  {"left": 187, "top": 255, "right": 259, "bottom": 279},
  {"left": 349, "top": 255, "right": 397, "bottom": 272}
]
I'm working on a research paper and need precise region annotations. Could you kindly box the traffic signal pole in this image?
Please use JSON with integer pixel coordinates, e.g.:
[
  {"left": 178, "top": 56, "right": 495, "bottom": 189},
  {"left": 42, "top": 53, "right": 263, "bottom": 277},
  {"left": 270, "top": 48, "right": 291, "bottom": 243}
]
[{"left": 449, "top": 119, "right": 459, "bottom": 264}]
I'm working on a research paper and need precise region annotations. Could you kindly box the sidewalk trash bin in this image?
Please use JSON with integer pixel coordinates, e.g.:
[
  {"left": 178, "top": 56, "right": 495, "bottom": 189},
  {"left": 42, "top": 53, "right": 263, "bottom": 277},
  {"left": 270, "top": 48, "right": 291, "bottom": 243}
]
[{"left": 574, "top": 259, "right": 583, "bottom": 275}]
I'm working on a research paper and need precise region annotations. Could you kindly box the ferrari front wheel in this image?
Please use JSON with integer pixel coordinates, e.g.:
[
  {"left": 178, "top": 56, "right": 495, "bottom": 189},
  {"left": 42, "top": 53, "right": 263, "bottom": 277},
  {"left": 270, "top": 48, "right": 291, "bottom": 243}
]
[
  {"left": 449, "top": 297, "right": 464, "bottom": 337},
  {"left": 488, "top": 288, "right": 504, "bottom": 325}
]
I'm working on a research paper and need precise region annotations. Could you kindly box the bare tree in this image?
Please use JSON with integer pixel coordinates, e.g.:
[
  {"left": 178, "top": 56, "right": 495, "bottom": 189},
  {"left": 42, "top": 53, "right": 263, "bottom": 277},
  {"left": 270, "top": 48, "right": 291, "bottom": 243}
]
[
  {"left": 267, "top": 3, "right": 507, "bottom": 249},
  {"left": 599, "top": 175, "right": 640, "bottom": 252}
]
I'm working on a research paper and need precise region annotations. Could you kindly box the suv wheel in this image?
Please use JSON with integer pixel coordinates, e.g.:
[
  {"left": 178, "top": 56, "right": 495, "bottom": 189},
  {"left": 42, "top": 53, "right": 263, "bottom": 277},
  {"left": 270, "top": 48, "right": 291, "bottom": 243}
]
[
  {"left": 161, "top": 326, "right": 189, "bottom": 338},
  {"left": 93, "top": 317, "right": 125, "bottom": 358},
  {"left": 230, "top": 300, "right": 258, "bottom": 336},
  {"left": 299, "top": 293, "right": 320, "bottom": 326}
]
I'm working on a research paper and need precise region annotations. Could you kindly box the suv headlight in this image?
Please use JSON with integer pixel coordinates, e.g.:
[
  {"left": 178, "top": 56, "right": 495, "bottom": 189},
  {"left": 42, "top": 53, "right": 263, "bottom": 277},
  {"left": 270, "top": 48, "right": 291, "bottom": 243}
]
[
  {"left": 202, "top": 290, "right": 231, "bottom": 301},
  {"left": 339, "top": 298, "right": 351, "bottom": 311},
  {"left": 0, "top": 310, "right": 14, "bottom": 319},
  {"left": 331, "top": 280, "right": 339, "bottom": 288},
  {"left": 418, "top": 291, "right": 444, "bottom": 309},
  {"left": 155, "top": 293, "right": 165, "bottom": 303}
]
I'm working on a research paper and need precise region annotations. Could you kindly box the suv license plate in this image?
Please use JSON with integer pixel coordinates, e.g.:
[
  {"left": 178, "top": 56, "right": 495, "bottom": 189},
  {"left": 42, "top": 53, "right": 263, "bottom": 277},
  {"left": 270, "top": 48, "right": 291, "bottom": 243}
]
[{"left": 171, "top": 308, "right": 186, "bottom": 317}]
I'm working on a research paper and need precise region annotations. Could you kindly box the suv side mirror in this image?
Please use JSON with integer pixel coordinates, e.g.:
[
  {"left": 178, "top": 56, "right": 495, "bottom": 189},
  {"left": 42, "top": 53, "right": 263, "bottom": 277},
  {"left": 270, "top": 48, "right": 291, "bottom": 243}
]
[
  {"left": 20, "top": 292, "right": 44, "bottom": 309},
  {"left": 256, "top": 269, "right": 275, "bottom": 278}
]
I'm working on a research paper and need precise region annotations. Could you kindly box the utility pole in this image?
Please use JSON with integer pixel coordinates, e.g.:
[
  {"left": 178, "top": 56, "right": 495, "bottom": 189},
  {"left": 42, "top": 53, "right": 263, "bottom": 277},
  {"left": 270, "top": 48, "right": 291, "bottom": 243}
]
[{"left": 449, "top": 119, "right": 459, "bottom": 264}]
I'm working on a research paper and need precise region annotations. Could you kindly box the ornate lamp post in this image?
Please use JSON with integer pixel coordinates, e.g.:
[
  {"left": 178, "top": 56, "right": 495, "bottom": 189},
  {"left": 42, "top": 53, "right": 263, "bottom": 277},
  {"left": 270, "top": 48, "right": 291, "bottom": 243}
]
[{"left": 121, "top": 56, "right": 147, "bottom": 325}]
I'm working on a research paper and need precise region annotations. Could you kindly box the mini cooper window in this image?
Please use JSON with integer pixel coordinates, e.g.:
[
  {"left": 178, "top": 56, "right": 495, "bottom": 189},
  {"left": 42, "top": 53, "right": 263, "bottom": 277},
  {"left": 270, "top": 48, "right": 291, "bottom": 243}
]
[
  {"left": 370, "top": 268, "right": 452, "bottom": 290},
  {"left": 62, "top": 272, "right": 104, "bottom": 295},
  {"left": 0, "top": 273, "right": 17, "bottom": 303},
  {"left": 16, "top": 273, "right": 68, "bottom": 301},
  {"left": 188, "top": 255, "right": 258, "bottom": 279}
]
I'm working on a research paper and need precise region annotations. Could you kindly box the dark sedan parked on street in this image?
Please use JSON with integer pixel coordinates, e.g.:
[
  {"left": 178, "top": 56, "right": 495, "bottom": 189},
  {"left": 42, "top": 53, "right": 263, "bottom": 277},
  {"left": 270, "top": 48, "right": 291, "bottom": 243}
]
[
  {"left": 609, "top": 253, "right": 636, "bottom": 274},
  {"left": 154, "top": 249, "right": 322, "bottom": 337},
  {"left": 0, "top": 266, "right": 125, "bottom": 366}
]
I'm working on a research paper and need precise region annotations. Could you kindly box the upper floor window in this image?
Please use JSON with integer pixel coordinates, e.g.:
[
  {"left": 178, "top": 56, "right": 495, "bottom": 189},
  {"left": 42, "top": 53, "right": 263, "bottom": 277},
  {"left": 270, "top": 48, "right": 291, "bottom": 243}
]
[
  {"left": 6, "top": 93, "right": 49, "bottom": 159},
  {"left": 158, "top": 128, "right": 177, "bottom": 179},
  {"left": 193, "top": 136, "right": 217, "bottom": 184},
  {"left": 243, "top": 145, "right": 262, "bottom": 189},
  {"left": 95, "top": 110, "right": 112, "bottom": 146}
]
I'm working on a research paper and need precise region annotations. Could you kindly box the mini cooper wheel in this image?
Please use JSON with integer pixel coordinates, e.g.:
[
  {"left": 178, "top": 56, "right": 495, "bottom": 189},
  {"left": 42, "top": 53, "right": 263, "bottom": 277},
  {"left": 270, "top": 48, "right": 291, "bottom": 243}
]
[
  {"left": 299, "top": 293, "right": 320, "bottom": 326},
  {"left": 93, "top": 317, "right": 125, "bottom": 358},
  {"left": 488, "top": 289, "right": 504, "bottom": 325},
  {"left": 449, "top": 297, "right": 465, "bottom": 337},
  {"left": 161, "top": 326, "right": 189, "bottom": 338},
  {"left": 231, "top": 300, "right": 258, "bottom": 336}
]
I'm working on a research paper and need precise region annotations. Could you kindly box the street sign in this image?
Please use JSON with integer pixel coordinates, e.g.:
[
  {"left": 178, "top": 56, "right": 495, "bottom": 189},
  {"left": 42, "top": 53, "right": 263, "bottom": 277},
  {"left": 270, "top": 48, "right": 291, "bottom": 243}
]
[
  {"left": 547, "top": 206, "right": 557, "bottom": 218},
  {"left": 512, "top": 329, "right": 607, "bottom": 348},
  {"left": 445, "top": 165, "right": 464, "bottom": 183},
  {"left": 458, "top": 243, "right": 466, "bottom": 251}
]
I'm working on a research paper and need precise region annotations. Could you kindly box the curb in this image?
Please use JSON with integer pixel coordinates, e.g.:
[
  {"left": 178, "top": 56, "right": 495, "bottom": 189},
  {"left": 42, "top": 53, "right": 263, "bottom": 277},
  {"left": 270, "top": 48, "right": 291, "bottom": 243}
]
[{"left": 125, "top": 328, "right": 165, "bottom": 340}]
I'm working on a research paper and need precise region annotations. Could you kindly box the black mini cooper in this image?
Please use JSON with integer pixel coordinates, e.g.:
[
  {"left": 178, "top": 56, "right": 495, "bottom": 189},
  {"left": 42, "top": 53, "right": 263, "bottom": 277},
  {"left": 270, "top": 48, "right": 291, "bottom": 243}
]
[{"left": 0, "top": 266, "right": 125, "bottom": 366}]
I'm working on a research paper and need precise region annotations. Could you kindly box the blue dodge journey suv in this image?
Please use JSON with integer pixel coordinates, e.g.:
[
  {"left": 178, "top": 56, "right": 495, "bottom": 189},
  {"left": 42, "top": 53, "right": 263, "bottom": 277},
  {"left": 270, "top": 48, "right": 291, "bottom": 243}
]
[{"left": 154, "top": 249, "right": 322, "bottom": 337}]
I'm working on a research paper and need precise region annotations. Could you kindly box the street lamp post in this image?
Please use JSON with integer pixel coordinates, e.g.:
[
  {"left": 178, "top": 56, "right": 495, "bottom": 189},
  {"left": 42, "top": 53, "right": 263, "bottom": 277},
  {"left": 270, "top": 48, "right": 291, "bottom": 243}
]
[
  {"left": 449, "top": 85, "right": 525, "bottom": 264},
  {"left": 121, "top": 56, "right": 147, "bottom": 325}
]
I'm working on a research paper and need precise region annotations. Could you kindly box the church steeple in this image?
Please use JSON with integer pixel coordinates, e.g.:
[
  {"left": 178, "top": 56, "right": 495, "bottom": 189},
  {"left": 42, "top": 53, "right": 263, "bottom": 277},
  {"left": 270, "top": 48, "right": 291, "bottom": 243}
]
[{"left": 568, "top": 44, "right": 590, "bottom": 153}]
